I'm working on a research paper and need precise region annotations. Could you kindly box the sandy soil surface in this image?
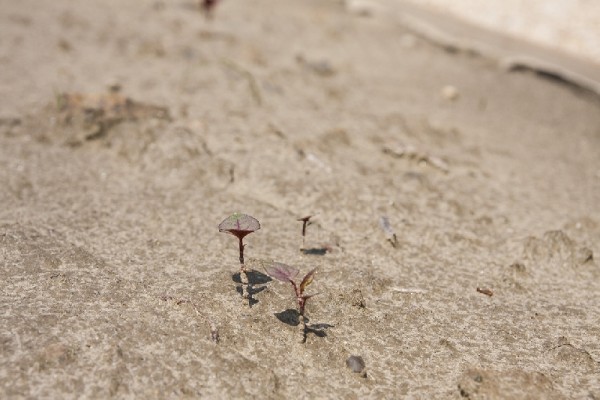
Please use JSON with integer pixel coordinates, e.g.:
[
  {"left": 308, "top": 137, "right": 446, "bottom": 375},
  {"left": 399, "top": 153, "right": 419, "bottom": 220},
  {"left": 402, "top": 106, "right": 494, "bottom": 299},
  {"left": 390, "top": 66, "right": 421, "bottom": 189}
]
[{"left": 1, "top": 0, "right": 600, "bottom": 398}]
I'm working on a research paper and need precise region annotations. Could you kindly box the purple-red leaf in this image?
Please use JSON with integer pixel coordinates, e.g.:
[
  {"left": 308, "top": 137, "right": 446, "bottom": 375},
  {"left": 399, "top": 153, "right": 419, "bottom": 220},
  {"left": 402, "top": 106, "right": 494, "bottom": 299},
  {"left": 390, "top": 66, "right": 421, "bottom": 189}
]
[
  {"left": 264, "top": 262, "right": 299, "bottom": 283},
  {"left": 299, "top": 268, "right": 317, "bottom": 294},
  {"left": 218, "top": 213, "right": 260, "bottom": 240}
]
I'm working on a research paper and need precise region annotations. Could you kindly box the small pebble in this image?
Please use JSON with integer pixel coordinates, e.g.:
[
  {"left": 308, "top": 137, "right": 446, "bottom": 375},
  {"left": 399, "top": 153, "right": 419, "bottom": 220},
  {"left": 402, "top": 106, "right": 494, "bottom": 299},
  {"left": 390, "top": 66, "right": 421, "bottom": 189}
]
[
  {"left": 441, "top": 85, "right": 459, "bottom": 101},
  {"left": 346, "top": 355, "right": 366, "bottom": 377}
]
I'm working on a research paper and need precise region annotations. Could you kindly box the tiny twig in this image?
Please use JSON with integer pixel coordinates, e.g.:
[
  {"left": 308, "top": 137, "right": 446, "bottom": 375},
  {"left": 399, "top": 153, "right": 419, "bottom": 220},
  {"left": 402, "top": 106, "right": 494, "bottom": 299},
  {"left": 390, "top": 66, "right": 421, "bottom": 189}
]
[
  {"left": 379, "top": 216, "right": 398, "bottom": 248},
  {"left": 476, "top": 287, "right": 493, "bottom": 297}
]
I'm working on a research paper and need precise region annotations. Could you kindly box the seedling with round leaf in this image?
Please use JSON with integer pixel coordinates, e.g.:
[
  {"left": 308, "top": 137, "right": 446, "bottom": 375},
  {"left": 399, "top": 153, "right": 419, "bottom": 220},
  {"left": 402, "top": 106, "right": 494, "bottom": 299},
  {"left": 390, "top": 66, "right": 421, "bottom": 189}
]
[
  {"left": 265, "top": 262, "right": 318, "bottom": 342},
  {"left": 218, "top": 213, "right": 260, "bottom": 304}
]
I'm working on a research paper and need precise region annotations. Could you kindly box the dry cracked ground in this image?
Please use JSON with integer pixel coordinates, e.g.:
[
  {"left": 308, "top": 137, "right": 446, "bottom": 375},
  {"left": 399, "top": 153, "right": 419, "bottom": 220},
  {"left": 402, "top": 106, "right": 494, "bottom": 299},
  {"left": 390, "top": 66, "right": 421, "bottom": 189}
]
[{"left": 1, "top": 0, "right": 600, "bottom": 398}]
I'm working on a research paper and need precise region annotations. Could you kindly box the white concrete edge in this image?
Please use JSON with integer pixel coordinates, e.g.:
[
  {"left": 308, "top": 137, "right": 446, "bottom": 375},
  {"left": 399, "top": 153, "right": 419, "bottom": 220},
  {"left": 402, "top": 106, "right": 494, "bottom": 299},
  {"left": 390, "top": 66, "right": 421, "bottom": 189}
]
[{"left": 359, "top": 0, "right": 600, "bottom": 96}]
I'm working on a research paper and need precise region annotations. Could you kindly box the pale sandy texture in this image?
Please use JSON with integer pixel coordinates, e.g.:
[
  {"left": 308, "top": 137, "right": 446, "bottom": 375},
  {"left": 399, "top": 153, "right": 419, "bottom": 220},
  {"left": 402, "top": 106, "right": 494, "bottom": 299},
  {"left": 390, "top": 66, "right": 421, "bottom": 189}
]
[
  {"left": 403, "top": 0, "right": 600, "bottom": 65},
  {"left": 1, "top": 0, "right": 600, "bottom": 399}
]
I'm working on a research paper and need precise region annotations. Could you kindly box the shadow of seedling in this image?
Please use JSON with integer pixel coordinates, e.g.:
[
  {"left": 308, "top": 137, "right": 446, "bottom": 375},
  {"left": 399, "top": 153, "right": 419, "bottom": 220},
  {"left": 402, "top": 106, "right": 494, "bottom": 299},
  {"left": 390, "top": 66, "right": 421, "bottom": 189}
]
[
  {"left": 232, "top": 270, "right": 272, "bottom": 306},
  {"left": 275, "top": 309, "right": 300, "bottom": 326},
  {"left": 301, "top": 247, "right": 329, "bottom": 256},
  {"left": 306, "top": 322, "right": 334, "bottom": 338},
  {"left": 275, "top": 309, "right": 333, "bottom": 338}
]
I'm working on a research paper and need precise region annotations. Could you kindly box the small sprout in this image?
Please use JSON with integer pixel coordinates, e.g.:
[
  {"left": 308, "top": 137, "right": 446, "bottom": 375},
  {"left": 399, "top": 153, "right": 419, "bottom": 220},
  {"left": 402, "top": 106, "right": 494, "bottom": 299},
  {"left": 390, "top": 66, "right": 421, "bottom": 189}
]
[
  {"left": 265, "top": 262, "right": 318, "bottom": 342},
  {"left": 379, "top": 216, "right": 398, "bottom": 248},
  {"left": 218, "top": 213, "right": 260, "bottom": 304},
  {"left": 346, "top": 355, "right": 367, "bottom": 378},
  {"left": 297, "top": 215, "right": 334, "bottom": 255},
  {"left": 297, "top": 215, "right": 313, "bottom": 251}
]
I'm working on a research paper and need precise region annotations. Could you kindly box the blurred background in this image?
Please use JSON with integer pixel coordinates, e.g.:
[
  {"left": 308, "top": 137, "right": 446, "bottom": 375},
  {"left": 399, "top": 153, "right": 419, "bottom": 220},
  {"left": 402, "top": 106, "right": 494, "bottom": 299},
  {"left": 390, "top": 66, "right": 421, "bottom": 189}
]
[{"left": 392, "top": 0, "right": 600, "bottom": 65}]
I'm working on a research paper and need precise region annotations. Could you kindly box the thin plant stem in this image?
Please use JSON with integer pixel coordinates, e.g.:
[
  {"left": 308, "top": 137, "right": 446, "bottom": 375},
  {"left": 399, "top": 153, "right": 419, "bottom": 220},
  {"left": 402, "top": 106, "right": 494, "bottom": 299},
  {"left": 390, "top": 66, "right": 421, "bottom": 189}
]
[
  {"left": 299, "top": 313, "right": 306, "bottom": 343},
  {"left": 238, "top": 237, "right": 249, "bottom": 302},
  {"left": 297, "top": 294, "right": 307, "bottom": 343},
  {"left": 298, "top": 216, "right": 311, "bottom": 251},
  {"left": 301, "top": 220, "right": 307, "bottom": 250},
  {"left": 238, "top": 237, "right": 245, "bottom": 265}
]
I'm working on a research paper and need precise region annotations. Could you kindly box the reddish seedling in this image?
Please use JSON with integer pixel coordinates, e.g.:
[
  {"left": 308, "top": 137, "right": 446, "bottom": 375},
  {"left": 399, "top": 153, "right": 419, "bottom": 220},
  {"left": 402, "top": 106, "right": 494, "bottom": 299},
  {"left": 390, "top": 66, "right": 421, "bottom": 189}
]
[
  {"left": 297, "top": 215, "right": 332, "bottom": 255},
  {"left": 218, "top": 213, "right": 260, "bottom": 265},
  {"left": 265, "top": 262, "right": 318, "bottom": 342},
  {"left": 297, "top": 215, "right": 313, "bottom": 251},
  {"left": 218, "top": 213, "right": 260, "bottom": 304}
]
